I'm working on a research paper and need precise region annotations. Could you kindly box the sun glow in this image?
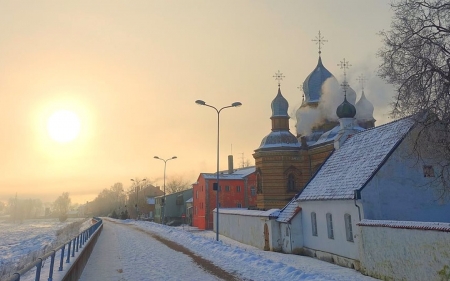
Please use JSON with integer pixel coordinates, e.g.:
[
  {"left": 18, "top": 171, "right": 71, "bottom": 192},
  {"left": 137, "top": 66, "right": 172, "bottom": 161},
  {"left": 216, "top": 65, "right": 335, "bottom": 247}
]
[{"left": 47, "top": 110, "right": 81, "bottom": 143}]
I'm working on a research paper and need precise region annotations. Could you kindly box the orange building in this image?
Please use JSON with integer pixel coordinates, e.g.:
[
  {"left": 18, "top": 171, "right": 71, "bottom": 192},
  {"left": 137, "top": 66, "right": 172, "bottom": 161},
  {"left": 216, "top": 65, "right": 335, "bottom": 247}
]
[{"left": 192, "top": 164, "right": 256, "bottom": 230}]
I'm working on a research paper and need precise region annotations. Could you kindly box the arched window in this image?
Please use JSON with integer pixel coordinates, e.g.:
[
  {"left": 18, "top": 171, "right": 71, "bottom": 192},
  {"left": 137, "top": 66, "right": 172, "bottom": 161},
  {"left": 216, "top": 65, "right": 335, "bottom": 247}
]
[
  {"left": 287, "top": 173, "right": 296, "bottom": 191},
  {"left": 256, "top": 169, "right": 263, "bottom": 194},
  {"left": 344, "top": 214, "right": 354, "bottom": 242},
  {"left": 326, "top": 213, "right": 334, "bottom": 239}
]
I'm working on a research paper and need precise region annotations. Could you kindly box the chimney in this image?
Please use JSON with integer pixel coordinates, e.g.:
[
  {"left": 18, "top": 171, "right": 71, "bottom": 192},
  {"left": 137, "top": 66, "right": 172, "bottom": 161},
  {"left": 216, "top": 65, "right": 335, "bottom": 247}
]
[
  {"left": 301, "top": 136, "right": 308, "bottom": 148},
  {"left": 228, "top": 155, "right": 234, "bottom": 174}
]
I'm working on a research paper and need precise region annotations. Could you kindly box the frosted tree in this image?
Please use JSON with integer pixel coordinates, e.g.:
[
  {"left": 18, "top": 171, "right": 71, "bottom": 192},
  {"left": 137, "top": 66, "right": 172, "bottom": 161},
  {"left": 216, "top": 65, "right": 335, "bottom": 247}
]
[{"left": 378, "top": 0, "right": 450, "bottom": 198}]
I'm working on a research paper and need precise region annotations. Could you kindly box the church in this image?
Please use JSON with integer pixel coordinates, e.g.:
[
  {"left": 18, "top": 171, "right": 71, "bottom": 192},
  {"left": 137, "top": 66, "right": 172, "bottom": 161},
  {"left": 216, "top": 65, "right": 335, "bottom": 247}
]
[{"left": 253, "top": 34, "right": 375, "bottom": 211}]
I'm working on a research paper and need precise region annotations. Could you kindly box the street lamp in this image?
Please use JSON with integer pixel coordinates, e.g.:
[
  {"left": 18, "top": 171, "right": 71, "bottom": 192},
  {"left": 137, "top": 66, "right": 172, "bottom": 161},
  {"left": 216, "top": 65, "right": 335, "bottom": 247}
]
[
  {"left": 130, "top": 178, "right": 146, "bottom": 220},
  {"left": 154, "top": 156, "right": 177, "bottom": 224},
  {"left": 195, "top": 99, "right": 242, "bottom": 241}
]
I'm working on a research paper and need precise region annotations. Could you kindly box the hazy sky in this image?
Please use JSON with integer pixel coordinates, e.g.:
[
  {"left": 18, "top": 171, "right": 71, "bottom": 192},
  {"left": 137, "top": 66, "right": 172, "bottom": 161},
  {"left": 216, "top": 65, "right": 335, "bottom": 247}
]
[{"left": 0, "top": 0, "right": 395, "bottom": 204}]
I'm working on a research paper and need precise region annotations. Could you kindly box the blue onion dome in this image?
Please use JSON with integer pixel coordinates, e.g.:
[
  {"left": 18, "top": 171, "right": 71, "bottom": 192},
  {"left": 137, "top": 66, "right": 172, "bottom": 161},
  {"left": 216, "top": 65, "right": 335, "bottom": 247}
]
[
  {"left": 355, "top": 90, "right": 375, "bottom": 121},
  {"left": 336, "top": 96, "right": 356, "bottom": 118},
  {"left": 271, "top": 87, "right": 289, "bottom": 117},
  {"left": 303, "top": 57, "right": 335, "bottom": 104},
  {"left": 258, "top": 131, "right": 300, "bottom": 150}
]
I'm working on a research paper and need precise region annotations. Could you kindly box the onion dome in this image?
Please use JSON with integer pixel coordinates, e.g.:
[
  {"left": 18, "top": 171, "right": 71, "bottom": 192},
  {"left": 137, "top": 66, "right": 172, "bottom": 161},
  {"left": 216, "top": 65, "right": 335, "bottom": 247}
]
[
  {"left": 271, "top": 87, "right": 289, "bottom": 118},
  {"left": 336, "top": 96, "right": 356, "bottom": 118},
  {"left": 355, "top": 90, "right": 375, "bottom": 121},
  {"left": 303, "top": 57, "right": 334, "bottom": 104},
  {"left": 258, "top": 131, "right": 301, "bottom": 150}
]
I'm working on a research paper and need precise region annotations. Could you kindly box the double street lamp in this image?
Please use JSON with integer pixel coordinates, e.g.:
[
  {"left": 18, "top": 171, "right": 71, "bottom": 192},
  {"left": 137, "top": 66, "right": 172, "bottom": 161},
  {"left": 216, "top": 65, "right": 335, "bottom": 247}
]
[
  {"left": 130, "top": 178, "right": 146, "bottom": 220},
  {"left": 195, "top": 99, "right": 242, "bottom": 241},
  {"left": 154, "top": 156, "right": 177, "bottom": 224}
]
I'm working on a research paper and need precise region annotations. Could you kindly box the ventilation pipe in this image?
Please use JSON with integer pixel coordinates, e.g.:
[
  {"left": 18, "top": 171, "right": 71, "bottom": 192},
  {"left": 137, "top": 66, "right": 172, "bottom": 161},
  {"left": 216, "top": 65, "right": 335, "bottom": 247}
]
[{"left": 228, "top": 155, "right": 234, "bottom": 174}]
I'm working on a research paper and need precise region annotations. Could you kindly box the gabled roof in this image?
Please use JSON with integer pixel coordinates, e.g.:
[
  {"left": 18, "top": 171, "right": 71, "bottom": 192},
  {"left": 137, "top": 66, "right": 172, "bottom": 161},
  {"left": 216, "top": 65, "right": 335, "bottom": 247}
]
[
  {"left": 298, "top": 116, "right": 415, "bottom": 201},
  {"left": 201, "top": 166, "right": 255, "bottom": 180},
  {"left": 276, "top": 197, "right": 301, "bottom": 223}
]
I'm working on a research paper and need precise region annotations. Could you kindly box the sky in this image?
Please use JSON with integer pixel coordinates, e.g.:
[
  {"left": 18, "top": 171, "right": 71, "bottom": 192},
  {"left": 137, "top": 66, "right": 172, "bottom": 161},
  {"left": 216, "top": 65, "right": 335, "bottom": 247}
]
[{"left": 0, "top": 0, "right": 395, "bottom": 204}]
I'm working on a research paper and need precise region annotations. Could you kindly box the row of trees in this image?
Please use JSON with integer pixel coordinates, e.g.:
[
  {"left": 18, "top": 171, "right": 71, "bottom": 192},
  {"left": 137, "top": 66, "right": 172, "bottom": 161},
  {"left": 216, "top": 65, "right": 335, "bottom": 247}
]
[
  {"left": 2, "top": 192, "right": 73, "bottom": 222},
  {"left": 87, "top": 176, "right": 192, "bottom": 219}
]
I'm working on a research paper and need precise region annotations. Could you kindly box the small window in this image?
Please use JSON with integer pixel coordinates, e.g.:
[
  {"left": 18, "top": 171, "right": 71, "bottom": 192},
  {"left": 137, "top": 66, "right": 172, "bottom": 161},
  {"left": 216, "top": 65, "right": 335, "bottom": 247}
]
[
  {"left": 176, "top": 195, "right": 184, "bottom": 205},
  {"left": 345, "top": 214, "right": 353, "bottom": 242},
  {"left": 250, "top": 186, "right": 256, "bottom": 196},
  {"left": 311, "top": 212, "right": 318, "bottom": 236},
  {"left": 326, "top": 213, "right": 334, "bottom": 239},
  {"left": 423, "top": 165, "right": 435, "bottom": 177},
  {"left": 225, "top": 186, "right": 230, "bottom": 192},
  {"left": 236, "top": 186, "right": 241, "bottom": 192},
  {"left": 196, "top": 190, "right": 199, "bottom": 199},
  {"left": 237, "top": 203, "right": 242, "bottom": 208}
]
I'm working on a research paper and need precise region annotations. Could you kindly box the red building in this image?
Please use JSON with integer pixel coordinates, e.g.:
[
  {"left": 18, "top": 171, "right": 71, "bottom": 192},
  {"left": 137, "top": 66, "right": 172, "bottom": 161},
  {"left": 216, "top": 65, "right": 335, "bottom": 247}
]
[{"left": 192, "top": 166, "right": 257, "bottom": 230}]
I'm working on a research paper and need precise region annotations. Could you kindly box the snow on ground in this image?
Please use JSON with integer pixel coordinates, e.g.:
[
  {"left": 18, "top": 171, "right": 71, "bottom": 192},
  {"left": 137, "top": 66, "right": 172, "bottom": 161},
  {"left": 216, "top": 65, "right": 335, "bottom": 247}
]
[
  {"left": 0, "top": 217, "right": 90, "bottom": 279},
  {"left": 92, "top": 219, "right": 377, "bottom": 281}
]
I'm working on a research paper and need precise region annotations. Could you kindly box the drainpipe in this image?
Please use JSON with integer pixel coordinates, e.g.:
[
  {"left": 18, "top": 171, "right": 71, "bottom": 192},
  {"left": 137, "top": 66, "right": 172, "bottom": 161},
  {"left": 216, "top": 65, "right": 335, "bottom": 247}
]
[
  {"left": 288, "top": 223, "right": 293, "bottom": 253},
  {"left": 354, "top": 190, "right": 362, "bottom": 221}
]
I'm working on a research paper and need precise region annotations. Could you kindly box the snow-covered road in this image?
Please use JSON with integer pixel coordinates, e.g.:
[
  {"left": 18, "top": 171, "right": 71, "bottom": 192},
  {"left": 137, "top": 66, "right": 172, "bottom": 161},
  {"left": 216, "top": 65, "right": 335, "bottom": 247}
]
[
  {"left": 80, "top": 219, "right": 377, "bottom": 281},
  {"left": 79, "top": 220, "right": 227, "bottom": 281}
]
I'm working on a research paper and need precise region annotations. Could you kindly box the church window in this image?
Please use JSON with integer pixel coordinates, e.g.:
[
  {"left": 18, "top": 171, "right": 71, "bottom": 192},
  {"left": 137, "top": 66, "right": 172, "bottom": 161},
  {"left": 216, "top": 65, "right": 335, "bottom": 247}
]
[
  {"left": 326, "top": 213, "right": 334, "bottom": 239},
  {"left": 196, "top": 191, "right": 199, "bottom": 199},
  {"left": 285, "top": 226, "right": 289, "bottom": 237},
  {"left": 236, "top": 186, "right": 241, "bottom": 192},
  {"left": 287, "top": 173, "right": 296, "bottom": 191},
  {"left": 225, "top": 186, "right": 230, "bottom": 192},
  {"left": 423, "top": 165, "right": 435, "bottom": 177},
  {"left": 345, "top": 214, "right": 353, "bottom": 242},
  {"left": 251, "top": 187, "right": 256, "bottom": 196},
  {"left": 237, "top": 203, "right": 242, "bottom": 208},
  {"left": 311, "top": 212, "right": 318, "bottom": 236}
]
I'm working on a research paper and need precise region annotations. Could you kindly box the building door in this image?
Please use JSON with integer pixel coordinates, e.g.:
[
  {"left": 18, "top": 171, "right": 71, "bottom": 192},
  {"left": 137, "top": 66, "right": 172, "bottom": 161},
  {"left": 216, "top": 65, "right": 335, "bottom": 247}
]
[{"left": 264, "top": 223, "right": 270, "bottom": 251}]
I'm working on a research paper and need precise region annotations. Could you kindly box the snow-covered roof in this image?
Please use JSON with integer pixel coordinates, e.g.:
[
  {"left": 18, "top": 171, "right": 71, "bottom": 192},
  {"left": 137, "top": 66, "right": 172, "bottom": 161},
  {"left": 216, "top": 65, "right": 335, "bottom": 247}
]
[
  {"left": 276, "top": 197, "right": 301, "bottom": 223},
  {"left": 358, "top": 219, "right": 450, "bottom": 232},
  {"left": 298, "top": 117, "right": 415, "bottom": 201},
  {"left": 201, "top": 166, "right": 255, "bottom": 180},
  {"left": 186, "top": 197, "right": 193, "bottom": 203},
  {"left": 313, "top": 125, "right": 365, "bottom": 146},
  {"left": 214, "top": 208, "right": 280, "bottom": 218}
]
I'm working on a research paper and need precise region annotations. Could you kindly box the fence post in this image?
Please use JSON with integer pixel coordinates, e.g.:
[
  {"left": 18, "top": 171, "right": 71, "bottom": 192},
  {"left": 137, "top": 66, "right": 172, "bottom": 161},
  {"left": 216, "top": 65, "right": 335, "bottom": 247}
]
[
  {"left": 71, "top": 237, "right": 76, "bottom": 257},
  {"left": 48, "top": 251, "right": 55, "bottom": 281},
  {"left": 35, "top": 258, "right": 42, "bottom": 281},
  {"left": 58, "top": 245, "right": 65, "bottom": 271}
]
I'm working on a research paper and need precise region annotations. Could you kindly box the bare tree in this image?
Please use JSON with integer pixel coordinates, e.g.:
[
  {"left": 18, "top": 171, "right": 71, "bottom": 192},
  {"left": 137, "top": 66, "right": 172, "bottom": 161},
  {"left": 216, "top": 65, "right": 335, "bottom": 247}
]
[
  {"left": 378, "top": 0, "right": 450, "bottom": 197},
  {"left": 165, "top": 176, "right": 192, "bottom": 194},
  {"left": 53, "top": 192, "right": 71, "bottom": 222}
]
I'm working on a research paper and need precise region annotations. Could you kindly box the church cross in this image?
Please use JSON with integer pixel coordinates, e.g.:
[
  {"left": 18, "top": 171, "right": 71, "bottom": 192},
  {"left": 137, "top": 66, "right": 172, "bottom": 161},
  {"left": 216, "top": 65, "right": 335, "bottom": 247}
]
[
  {"left": 357, "top": 74, "right": 367, "bottom": 91},
  {"left": 312, "top": 31, "right": 327, "bottom": 56},
  {"left": 273, "top": 70, "right": 285, "bottom": 87},
  {"left": 340, "top": 81, "right": 350, "bottom": 97},
  {"left": 337, "top": 58, "right": 352, "bottom": 78}
]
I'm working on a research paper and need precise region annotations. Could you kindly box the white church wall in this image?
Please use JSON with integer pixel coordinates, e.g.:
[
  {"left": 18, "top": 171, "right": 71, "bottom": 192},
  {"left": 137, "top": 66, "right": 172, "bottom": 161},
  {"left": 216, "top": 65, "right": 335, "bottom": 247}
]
[
  {"left": 358, "top": 220, "right": 450, "bottom": 281},
  {"left": 214, "top": 209, "right": 272, "bottom": 250},
  {"left": 361, "top": 134, "right": 450, "bottom": 223},
  {"left": 300, "top": 200, "right": 360, "bottom": 261}
]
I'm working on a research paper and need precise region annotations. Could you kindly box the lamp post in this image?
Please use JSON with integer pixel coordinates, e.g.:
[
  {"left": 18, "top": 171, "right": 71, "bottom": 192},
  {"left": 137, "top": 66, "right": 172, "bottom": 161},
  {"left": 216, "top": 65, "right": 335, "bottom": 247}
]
[
  {"left": 154, "top": 156, "right": 177, "bottom": 224},
  {"left": 195, "top": 99, "right": 242, "bottom": 241},
  {"left": 130, "top": 178, "right": 146, "bottom": 220}
]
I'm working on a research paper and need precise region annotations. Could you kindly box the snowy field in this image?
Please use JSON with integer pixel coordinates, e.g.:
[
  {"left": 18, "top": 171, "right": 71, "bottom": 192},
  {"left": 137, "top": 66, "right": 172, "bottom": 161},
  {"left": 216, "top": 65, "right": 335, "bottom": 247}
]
[
  {"left": 0, "top": 217, "right": 91, "bottom": 279},
  {"left": 83, "top": 219, "right": 377, "bottom": 281}
]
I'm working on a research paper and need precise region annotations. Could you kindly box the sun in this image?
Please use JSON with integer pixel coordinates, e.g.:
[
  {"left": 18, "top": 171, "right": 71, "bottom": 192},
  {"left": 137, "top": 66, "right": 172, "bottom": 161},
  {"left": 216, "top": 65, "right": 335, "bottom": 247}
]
[{"left": 47, "top": 110, "right": 81, "bottom": 143}]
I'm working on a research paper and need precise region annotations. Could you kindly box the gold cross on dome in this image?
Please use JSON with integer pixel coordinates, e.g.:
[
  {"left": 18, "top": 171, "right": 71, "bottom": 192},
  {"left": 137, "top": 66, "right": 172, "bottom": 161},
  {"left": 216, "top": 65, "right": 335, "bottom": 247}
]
[
  {"left": 357, "top": 74, "right": 367, "bottom": 91},
  {"left": 273, "top": 70, "right": 285, "bottom": 87},
  {"left": 312, "top": 31, "right": 327, "bottom": 55},
  {"left": 340, "top": 81, "right": 349, "bottom": 97}
]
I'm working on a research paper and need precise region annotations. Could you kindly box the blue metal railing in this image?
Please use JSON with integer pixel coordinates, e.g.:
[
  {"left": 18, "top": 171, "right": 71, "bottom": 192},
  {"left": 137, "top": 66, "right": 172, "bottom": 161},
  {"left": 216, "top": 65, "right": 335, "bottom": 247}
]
[{"left": 6, "top": 217, "right": 103, "bottom": 281}]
